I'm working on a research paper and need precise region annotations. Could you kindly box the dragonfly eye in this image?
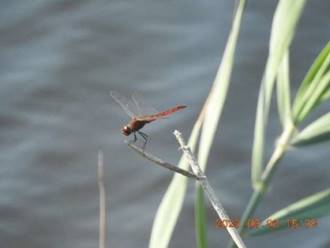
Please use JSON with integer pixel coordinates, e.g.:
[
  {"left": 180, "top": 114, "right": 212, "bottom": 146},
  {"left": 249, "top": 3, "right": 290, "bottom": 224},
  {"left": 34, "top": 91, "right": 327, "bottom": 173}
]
[{"left": 121, "top": 126, "right": 131, "bottom": 136}]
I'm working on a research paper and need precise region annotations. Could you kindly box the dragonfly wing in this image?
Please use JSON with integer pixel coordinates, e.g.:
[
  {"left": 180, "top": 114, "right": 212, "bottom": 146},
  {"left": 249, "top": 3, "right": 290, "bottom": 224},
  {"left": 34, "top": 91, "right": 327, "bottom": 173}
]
[
  {"left": 131, "top": 91, "right": 160, "bottom": 117},
  {"left": 110, "top": 91, "right": 139, "bottom": 118}
]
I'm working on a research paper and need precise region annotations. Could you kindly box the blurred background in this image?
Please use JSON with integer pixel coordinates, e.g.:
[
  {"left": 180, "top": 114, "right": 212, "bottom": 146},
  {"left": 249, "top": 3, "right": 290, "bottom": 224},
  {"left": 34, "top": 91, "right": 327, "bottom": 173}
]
[{"left": 0, "top": 0, "right": 329, "bottom": 247}]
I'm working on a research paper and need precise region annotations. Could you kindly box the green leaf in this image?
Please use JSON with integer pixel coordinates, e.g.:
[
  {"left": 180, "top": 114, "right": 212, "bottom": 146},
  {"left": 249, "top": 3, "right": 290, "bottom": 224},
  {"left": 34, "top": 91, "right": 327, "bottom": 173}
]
[
  {"left": 247, "top": 188, "right": 330, "bottom": 236},
  {"left": 276, "top": 51, "right": 292, "bottom": 127},
  {"left": 291, "top": 112, "right": 330, "bottom": 146},
  {"left": 251, "top": 0, "right": 306, "bottom": 188},
  {"left": 197, "top": 0, "right": 245, "bottom": 246},
  {"left": 195, "top": 185, "right": 208, "bottom": 248},
  {"left": 292, "top": 42, "right": 330, "bottom": 123},
  {"left": 320, "top": 85, "right": 330, "bottom": 102},
  {"left": 149, "top": 119, "right": 202, "bottom": 248},
  {"left": 149, "top": 2, "right": 246, "bottom": 247},
  {"left": 198, "top": 0, "right": 245, "bottom": 170},
  {"left": 296, "top": 71, "right": 330, "bottom": 122},
  {"left": 293, "top": 43, "right": 330, "bottom": 107}
]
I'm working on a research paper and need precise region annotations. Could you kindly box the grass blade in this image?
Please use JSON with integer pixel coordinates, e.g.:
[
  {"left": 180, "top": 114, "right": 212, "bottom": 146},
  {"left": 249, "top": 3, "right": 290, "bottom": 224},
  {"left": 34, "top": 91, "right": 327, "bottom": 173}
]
[
  {"left": 276, "top": 51, "right": 292, "bottom": 127},
  {"left": 247, "top": 188, "right": 330, "bottom": 236},
  {"left": 198, "top": 0, "right": 245, "bottom": 170},
  {"left": 150, "top": 1, "right": 246, "bottom": 247},
  {"left": 320, "top": 85, "right": 330, "bottom": 101},
  {"left": 293, "top": 42, "right": 330, "bottom": 106},
  {"left": 292, "top": 42, "right": 330, "bottom": 123},
  {"left": 291, "top": 112, "right": 330, "bottom": 146},
  {"left": 295, "top": 71, "right": 330, "bottom": 123},
  {"left": 149, "top": 116, "right": 202, "bottom": 248},
  {"left": 251, "top": 0, "right": 306, "bottom": 187},
  {"left": 195, "top": 1, "right": 245, "bottom": 246}
]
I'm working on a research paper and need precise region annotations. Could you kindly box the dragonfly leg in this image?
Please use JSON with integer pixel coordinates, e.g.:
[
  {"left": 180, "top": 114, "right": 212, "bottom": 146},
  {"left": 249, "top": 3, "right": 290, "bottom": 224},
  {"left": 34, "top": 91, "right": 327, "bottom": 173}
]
[
  {"left": 133, "top": 132, "right": 137, "bottom": 142},
  {"left": 138, "top": 131, "right": 149, "bottom": 150}
]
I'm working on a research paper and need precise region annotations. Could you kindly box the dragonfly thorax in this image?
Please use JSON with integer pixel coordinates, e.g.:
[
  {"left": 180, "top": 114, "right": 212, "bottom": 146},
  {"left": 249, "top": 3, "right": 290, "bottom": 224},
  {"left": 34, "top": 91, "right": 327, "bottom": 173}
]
[{"left": 121, "top": 125, "right": 132, "bottom": 136}]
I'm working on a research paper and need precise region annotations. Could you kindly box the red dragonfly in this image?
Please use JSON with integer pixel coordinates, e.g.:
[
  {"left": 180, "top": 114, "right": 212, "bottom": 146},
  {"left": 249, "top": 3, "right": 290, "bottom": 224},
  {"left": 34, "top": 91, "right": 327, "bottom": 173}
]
[{"left": 111, "top": 91, "right": 186, "bottom": 148}]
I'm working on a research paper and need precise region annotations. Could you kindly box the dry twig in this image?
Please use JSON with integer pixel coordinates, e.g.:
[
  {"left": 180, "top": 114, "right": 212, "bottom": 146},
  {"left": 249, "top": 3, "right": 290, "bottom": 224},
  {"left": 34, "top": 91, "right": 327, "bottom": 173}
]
[
  {"left": 174, "top": 130, "right": 246, "bottom": 248},
  {"left": 126, "top": 132, "right": 246, "bottom": 248},
  {"left": 127, "top": 141, "right": 199, "bottom": 179},
  {"left": 98, "top": 151, "right": 108, "bottom": 248}
]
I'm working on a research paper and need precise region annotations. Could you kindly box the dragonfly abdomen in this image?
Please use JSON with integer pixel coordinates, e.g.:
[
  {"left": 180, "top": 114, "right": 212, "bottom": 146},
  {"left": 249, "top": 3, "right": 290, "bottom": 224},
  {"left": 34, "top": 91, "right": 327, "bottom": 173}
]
[{"left": 147, "top": 105, "right": 187, "bottom": 120}]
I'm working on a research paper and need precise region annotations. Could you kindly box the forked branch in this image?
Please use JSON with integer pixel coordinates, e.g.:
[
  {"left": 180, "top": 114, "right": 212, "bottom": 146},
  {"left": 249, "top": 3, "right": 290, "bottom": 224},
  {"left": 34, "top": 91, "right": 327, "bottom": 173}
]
[{"left": 126, "top": 132, "right": 246, "bottom": 248}]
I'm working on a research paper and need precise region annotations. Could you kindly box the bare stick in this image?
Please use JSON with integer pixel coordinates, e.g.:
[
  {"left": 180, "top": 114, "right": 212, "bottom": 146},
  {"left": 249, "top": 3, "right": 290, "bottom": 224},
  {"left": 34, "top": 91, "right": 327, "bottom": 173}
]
[
  {"left": 98, "top": 151, "right": 108, "bottom": 248},
  {"left": 173, "top": 130, "right": 246, "bottom": 248},
  {"left": 127, "top": 141, "right": 199, "bottom": 179}
]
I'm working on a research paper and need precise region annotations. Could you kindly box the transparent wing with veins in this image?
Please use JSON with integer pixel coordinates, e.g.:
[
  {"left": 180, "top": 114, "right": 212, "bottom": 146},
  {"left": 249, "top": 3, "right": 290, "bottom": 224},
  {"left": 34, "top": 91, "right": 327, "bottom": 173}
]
[
  {"left": 110, "top": 91, "right": 140, "bottom": 118},
  {"left": 111, "top": 91, "right": 159, "bottom": 118},
  {"left": 131, "top": 92, "right": 159, "bottom": 118}
]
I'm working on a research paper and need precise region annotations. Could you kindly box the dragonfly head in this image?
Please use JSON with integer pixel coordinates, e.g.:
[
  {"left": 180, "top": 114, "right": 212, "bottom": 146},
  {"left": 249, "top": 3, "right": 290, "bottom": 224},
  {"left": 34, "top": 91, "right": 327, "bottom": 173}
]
[{"left": 121, "top": 125, "right": 132, "bottom": 136}]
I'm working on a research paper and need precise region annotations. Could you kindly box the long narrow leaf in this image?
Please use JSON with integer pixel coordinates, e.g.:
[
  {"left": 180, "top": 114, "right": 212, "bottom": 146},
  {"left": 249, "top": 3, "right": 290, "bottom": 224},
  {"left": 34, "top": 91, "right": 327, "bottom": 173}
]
[
  {"left": 320, "top": 86, "right": 330, "bottom": 102},
  {"left": 198, "top": 0, "right": 245, "bottom": 170},
  {"left": 195, "top": 1, "right": 245, "bottom": 246},
  {"left": 251, "top": 0, "right": 306, "bottom": 187},
  {"left": 247, "top": 188, "right": 330, "bottom": 236},
  {"left": 293, "top": 42, "right": 330, "bottom": 106},
  {"left": 292, "top": 42, "right": 330, "bottom": 123},
  {"left": 296, "top": 71, "right": 330, "bottom": 122},
  {"left": 276, "top": 51, "right": 292, "bottom": 127},
  {"left": 149, "top": 117, "right": 202, "bottom": 248},
  {"left": 291, "top": 112, "right": 330, "bottom": 146}
]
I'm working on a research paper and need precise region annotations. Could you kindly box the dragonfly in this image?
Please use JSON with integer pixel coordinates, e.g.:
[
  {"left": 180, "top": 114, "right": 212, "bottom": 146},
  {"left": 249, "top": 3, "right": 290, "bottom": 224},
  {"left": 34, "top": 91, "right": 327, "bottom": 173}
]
[{"left": 111, "top": 91, "right": 187, "bottom": 149}]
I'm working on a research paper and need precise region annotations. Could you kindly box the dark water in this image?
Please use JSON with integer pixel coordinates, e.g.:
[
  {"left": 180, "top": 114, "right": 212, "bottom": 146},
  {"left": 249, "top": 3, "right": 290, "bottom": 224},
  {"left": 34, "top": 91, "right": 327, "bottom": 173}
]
[{"left": 0, "top": 1, "right": 329, "bottom": 247}]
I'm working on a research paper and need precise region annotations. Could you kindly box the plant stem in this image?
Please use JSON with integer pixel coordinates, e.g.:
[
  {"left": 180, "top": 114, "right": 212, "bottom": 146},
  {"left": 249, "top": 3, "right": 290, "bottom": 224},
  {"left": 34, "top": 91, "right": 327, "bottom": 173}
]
[
  {"left": 228, "top": 123, "right": 296, "bottom": 248},
  {"left": 98, "top": 151, "right": 108, "bottom": 248},
  {"left": 237, "top": 190, "right": 263, "bottom": 233},
  {"left": 174, "top": 130, "right": 247, "bottom": 248}
]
